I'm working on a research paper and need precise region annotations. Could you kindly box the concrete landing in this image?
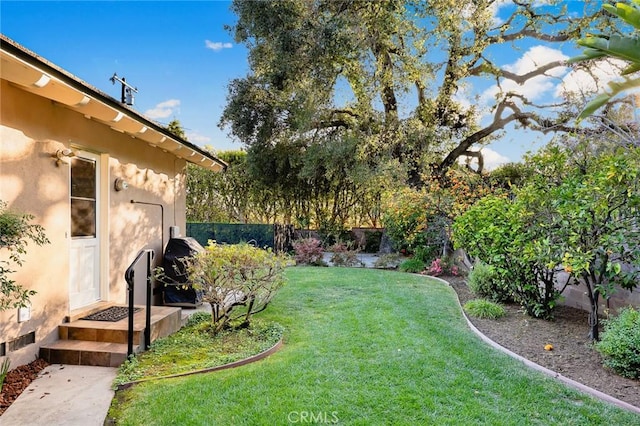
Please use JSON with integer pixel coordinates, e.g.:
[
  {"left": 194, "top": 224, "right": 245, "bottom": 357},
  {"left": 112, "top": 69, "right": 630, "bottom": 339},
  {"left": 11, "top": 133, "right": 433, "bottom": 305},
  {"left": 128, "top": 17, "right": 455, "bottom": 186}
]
[{"left": 0, "top": 364, "right": 117, "bottom": 426}]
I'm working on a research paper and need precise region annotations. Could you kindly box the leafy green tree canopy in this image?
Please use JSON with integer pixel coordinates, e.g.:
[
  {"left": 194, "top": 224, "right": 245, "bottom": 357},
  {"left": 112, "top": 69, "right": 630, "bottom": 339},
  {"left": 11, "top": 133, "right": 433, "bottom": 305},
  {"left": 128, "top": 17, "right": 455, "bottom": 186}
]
[
  {"left": 166, "top": 118, "right": 187, "bottom": 140},
  {"left": 222, "top": 0, "right": 611, "bottom": 182}
]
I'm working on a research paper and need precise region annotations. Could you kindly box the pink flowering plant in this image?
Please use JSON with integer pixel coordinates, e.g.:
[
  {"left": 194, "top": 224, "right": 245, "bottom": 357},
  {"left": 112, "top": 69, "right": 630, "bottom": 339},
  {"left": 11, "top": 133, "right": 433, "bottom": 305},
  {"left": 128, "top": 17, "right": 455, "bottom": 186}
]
[
  {"left": 426, "top": 257, "right": 459, "bottom": 277},
  {"left": 292, "top": 237, "right": 326, "bottom": 266}
]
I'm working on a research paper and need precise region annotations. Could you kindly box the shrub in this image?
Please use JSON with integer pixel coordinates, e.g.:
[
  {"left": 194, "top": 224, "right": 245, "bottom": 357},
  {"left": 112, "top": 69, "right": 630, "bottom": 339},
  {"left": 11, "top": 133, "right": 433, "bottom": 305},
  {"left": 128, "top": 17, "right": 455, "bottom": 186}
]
[
  {"left": 382, "top": 187, "right": 428, "bottom": 252},
  {"left": 0, "top": 358, "right": 10, "bottom": 388},
  {"left": 292, "top": 238, "right": 326, "bottom": 266},
  {"left": 453, "top": 196, "right": 560, "bottom": 310},
  {"left": 427, "top": 257, "right": 459, "bottom": 277},
  {"left": 181, "top": 243, "right": 288, "bottom": 334},
  {"left": 0, "top": 201, "right": 49, "bottom": 311},
  {"left": 452, "top": 196, "right": 521, "bottom": 305},
  {"left": 382, "top": 170, "right": 492, "bottom": 256},
  {"left": 328, "top": 241, "right": 362, "bottom": 267},
  {"left": 399, "top": 258, "right": 426, "bottom": 273},
  {"left": 373, "top": 253, "right": 403, "bottom": 269},
  {"left": 463, "top": 299, "right": 506, "bottom": 319},
  {"left": 595, "top": 307, "right": 640, "bottom": 379},
  {"left": 467, "top": 262, "right": 509, "bottom": 302},
  {"left": 413, "top": 245, "right": 438, "bottom": 264}
]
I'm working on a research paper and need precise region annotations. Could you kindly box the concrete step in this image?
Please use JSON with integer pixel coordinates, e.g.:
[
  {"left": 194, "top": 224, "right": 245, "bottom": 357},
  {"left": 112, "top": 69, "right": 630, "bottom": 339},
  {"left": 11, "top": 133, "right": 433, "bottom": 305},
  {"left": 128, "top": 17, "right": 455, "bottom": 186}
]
[
  {"left": 59, "top": 306, "right": 181, "bottom": 343},
  {"left": 66, "top": 301, "right": 115, "bottom": 323},
  {"left": 59, "top": 321, "right": 144, "bottom": 346},
  {"left": 39, "top": 340, "right": 138, "bottom": 367},
  {"left": 40, "top": 305, "right": 182, "bottom": 367}
]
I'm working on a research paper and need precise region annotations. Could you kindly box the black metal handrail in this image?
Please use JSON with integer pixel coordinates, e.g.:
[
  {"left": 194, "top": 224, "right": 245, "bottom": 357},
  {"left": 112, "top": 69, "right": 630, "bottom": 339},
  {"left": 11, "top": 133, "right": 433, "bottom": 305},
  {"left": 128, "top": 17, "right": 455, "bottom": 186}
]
[{"left": 124, "top": 248, "right": 155, "bottom": 357}]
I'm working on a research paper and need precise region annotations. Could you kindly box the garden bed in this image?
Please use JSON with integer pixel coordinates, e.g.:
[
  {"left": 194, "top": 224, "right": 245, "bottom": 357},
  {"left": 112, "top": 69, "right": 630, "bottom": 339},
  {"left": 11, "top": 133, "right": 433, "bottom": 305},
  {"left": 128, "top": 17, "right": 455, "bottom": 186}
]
[
  {"left": 445, "top": 275, "right": 639, "bottom": 408},
  {"left": 0, "top": 358, "right": 49, "bottom": 415}
]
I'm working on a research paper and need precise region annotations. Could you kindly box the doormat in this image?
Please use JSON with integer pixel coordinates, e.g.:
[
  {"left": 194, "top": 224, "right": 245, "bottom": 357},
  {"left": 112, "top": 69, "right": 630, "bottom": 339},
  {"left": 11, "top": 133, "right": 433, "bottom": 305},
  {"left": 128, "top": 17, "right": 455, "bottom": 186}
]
[{"left": 82, "top": 306, "right": 141, "bottom": 322}]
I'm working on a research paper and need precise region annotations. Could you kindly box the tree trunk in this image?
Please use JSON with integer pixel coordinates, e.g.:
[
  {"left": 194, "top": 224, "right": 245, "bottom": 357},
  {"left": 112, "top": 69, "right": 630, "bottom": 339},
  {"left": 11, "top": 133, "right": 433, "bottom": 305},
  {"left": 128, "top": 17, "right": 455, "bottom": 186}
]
[
  {"left": 274, "top": 223, "right": 294, "bottom": 253},
  {"left": 583, "top": 275, "right": 600, "bottom": 341}
]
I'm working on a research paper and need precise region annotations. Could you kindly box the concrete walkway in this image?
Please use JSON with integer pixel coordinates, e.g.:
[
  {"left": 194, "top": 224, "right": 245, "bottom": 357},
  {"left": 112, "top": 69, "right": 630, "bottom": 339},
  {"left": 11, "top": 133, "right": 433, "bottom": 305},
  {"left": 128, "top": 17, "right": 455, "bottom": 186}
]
[
  {"left": 1, "top": 364, "right": 117, "bottom": 426},
  {"left": 322, "top": 252, "right": 380, "bottom": 267}
]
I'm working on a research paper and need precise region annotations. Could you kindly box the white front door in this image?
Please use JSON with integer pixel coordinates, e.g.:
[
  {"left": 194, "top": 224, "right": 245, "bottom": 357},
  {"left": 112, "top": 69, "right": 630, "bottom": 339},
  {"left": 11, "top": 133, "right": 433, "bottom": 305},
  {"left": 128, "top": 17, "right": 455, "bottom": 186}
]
[{"left": 69, "top": 151, "right": 101, "bottom": 310}]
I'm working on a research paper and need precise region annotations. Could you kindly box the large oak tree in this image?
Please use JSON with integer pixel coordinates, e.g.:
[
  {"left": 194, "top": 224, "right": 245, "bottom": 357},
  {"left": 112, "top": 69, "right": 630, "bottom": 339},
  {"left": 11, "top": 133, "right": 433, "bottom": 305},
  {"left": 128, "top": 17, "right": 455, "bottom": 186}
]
[{"left": 221, "top": 0, "right": 612, "bottom": 185}]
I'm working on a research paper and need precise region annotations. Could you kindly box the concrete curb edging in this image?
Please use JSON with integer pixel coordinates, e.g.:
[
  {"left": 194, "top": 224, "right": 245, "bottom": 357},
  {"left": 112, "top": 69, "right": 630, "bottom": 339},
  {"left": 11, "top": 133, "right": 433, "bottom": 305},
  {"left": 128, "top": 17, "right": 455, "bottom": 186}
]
[
  {"left": 428, "top": 275, "right": 640, "bottom": 415},
  {"left": 116, "top": 338, "right": 283, "bottom": 391}
]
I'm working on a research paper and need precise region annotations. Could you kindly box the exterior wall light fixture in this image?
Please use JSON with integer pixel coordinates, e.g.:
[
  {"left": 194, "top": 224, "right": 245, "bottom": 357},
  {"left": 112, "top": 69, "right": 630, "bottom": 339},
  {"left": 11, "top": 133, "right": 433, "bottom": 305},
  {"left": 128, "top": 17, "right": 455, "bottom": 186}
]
[
  {"left": 114, "top": 177, "right": 129, "bottom": 191},
  {"left": 54, "top": 148, "right": 75, "bottom": 166}
]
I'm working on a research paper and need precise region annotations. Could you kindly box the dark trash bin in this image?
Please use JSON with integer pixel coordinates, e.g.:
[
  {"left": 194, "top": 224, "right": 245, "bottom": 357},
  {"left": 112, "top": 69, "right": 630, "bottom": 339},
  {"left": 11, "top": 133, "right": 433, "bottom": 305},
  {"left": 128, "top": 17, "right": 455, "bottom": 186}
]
[{"left": 162, "top": 237, "right": 204, "bottom": 307}]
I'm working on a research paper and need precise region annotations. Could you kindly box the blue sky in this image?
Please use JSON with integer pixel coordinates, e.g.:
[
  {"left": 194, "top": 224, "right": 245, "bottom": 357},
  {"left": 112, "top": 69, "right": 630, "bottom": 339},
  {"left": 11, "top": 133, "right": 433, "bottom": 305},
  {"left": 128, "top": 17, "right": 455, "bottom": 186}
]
[
  {"left": 0, "top": 1, "right": 619, "bottom": 167},
  {"left": 1, "top": 1, "right": 248, "bottom": 151}
]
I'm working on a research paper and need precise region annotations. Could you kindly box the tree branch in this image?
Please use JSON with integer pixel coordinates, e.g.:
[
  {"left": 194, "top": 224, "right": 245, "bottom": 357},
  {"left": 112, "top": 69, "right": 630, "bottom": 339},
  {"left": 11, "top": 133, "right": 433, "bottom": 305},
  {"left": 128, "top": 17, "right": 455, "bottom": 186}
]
[
  {"left": 498, "top": 60, "right": 567, "bottom": 84},
  {"left": 487, "top": 28, "right": 578, "bottom": 44},
  {"left": 435, "top": 96, "right": 582, "bottom": 175},
  {"left": 436, "top": 99, "right": 520, "bottom": 175}
]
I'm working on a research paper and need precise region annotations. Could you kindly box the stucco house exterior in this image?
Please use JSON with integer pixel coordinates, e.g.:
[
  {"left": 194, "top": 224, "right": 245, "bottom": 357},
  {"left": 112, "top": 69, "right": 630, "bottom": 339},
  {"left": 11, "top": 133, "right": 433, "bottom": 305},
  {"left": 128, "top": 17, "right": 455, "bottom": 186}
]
[{"left": 0, "top": 34, "right": 226, "bottom": 367}]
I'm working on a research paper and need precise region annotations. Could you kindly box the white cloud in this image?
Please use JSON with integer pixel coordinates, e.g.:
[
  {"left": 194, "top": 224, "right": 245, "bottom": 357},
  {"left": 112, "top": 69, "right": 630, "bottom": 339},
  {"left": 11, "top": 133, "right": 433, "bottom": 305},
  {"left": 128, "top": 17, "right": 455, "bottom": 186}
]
[
  {"left": 205, "top": 40, "right": 233, "bottom": 51},
  {"left": 489, "top": 0, "right": 513, "bottom": 25},
  {"left": 461, "top": 0, "right": 511, "bottom": 27},
  {"left": 144, "top": 99, "right": 181, "bottom": 120},
  {"left": 490, "top": 0, "right": 556, "bottom": 23},
  {"left": 480, "top": 46, "right": 568, "bottom": 104},
  {"left": 504, "top": 45, "right": 567, "bottom": 75},
  {"left": 186, "top": 132, "right": 211, "bottom": 144},
  {"left": 453, "top": 88, "right": 472, "bottom": 111},
  {"left": 556, "top": 59, "right": 629, "bottom": 99},
  {"left": 481, "top": 147, "right": 511, "bottom": 171},
  {"left": 458, "top": 148, "right": 510, "bottom": 172}
]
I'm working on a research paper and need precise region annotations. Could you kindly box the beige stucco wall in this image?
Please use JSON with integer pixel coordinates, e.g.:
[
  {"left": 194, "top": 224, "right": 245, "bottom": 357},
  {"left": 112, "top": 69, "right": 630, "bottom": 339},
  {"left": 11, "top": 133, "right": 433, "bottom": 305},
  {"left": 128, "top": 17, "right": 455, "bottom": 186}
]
[
  {"left": 1, "top": 80, "right": 188, "bottom": 366},
  {"left": 557, "top": 271, "right": 640, "bottom": 315}
]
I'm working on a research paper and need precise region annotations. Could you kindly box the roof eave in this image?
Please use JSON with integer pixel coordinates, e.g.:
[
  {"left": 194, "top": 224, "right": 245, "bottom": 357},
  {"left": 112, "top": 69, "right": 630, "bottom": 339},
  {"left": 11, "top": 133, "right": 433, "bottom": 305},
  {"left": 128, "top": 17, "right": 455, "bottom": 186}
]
[{"left": 0, "top": 34, "right": 227, "bottom": 173}]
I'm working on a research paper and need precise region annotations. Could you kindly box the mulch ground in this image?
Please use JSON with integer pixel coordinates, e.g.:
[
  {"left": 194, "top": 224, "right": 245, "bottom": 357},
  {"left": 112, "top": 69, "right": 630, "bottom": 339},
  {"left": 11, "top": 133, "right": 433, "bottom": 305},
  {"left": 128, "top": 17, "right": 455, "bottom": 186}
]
[
  {"left": 443, "top": 275, "right": 639, "bottom": 409},
  {"left": 0, "top": 358, "right": 49, "bottom": 415}
]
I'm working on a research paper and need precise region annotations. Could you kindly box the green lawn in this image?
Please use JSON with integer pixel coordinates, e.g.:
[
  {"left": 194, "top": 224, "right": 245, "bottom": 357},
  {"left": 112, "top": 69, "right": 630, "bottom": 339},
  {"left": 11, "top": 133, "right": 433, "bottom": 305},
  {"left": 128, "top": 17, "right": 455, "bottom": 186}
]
[{"left": 109, "top": 268, "right": 639, "bottom": 425}]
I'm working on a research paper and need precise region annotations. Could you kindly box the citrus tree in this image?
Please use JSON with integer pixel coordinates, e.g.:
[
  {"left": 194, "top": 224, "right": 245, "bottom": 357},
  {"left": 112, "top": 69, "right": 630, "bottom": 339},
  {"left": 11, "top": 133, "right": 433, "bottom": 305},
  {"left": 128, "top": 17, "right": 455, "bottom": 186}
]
[
  {"left": 553, "top": 147, "right": 640, "bottom": 340},
  {"left": 453, "top": 143, "right": 640, "bottom": 331}
]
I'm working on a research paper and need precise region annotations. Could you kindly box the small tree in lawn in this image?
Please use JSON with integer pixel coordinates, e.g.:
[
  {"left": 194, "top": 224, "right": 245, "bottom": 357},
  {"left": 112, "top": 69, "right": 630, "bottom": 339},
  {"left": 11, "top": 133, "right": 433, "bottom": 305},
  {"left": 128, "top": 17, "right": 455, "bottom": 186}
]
[
  {"left": 0, "top": 201, "right": 49, "bottom": 311},
  {"left": 187, "top": 243, "right": 288, "bottom": 334}
]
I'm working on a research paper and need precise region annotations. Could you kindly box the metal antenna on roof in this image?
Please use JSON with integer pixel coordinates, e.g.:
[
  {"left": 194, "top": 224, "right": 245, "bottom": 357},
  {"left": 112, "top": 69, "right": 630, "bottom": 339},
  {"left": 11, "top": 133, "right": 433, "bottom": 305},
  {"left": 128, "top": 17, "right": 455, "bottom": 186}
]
[{"left": 109, "top": 73, "right": 138, "bottom": 106}]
